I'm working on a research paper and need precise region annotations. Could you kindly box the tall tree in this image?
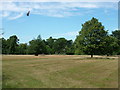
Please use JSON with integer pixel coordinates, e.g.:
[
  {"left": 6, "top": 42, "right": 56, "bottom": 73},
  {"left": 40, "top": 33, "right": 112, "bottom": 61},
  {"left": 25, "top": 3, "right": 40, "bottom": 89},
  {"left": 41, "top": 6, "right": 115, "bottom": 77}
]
[
  {"left": 28, "top": 35, "right": 46, "bottom": 56},
  {"left": 46, "top": 37, "right": 55, "bottom": 54},
  {"left": 75, "top": 17, "right": 108, "bottom": 57},
  {"left": 7, "top": 35, "right": 19, "bottom": 54}
]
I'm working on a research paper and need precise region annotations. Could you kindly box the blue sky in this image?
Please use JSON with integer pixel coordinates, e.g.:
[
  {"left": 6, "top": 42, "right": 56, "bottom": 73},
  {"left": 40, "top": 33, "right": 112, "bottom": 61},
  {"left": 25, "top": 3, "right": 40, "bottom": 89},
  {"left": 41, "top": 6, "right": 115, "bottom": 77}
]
[{"left": 0, "top": 2, "right": 118, "bottom": 43}]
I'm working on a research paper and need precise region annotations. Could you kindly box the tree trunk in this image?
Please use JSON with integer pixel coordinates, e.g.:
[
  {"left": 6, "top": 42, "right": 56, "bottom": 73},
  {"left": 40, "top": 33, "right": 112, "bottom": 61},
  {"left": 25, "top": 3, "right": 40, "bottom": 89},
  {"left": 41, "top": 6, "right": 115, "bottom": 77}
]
[
  {"left": 35, "top": 53, "right": 38, "bottom": 56},
  {"left": 91, "top": 54, "right": 93, "bottom": 58}
]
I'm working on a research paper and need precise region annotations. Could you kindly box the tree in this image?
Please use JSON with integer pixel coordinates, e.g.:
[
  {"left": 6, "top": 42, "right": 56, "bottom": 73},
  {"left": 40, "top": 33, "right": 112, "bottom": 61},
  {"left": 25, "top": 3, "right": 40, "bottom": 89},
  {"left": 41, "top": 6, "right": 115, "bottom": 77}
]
[
  {"left": 1, "top": 38, "right": 7, "bottom": 54},
  {"left": 112, "top": 30, "right": 120, "bottom": 40},
  {"left": 28, "top": 35, "right": 46, "bottom": 56},
  {"left": 75, "top": 17, "right": 108, "bottom": 57},
  {"left": 46, "top": 37, "right": 55, "bottom": 54},
  {"left": 103, "top": 36, "right": 119, "bottom": 55},
  {"left": 7, "top": 35, "right": 19, "bottom": 54},
  {"left": 54, "top": 38, "right": 67, "bottom": 54},
  {"left": 65, "top": 40, "right": 74, "bottom": 55},
  {"left": 111, "top": 30, "right": 120, "bottom": 54},
  {"left": 17, "top": 43, "right": 27, "bottom": 54}
]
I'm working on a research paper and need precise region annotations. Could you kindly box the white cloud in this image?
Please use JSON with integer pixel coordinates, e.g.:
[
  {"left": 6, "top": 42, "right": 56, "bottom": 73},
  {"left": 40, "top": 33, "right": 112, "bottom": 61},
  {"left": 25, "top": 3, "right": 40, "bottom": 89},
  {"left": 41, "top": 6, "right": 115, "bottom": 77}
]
[
  {"left": 53, "top": 31, "right": 79, "bottom": 38},
  {"left": 0, "top": 11, "right": 9, "bottom": 17},
  {"left": 0, "top": 2, "right": 118, "bottom": 20},
  {"left": 61, "top": 31, "right": 79, "bottom": 36},
  {"left": 9, "top": 13, "right": 23, "bottom": 20}
]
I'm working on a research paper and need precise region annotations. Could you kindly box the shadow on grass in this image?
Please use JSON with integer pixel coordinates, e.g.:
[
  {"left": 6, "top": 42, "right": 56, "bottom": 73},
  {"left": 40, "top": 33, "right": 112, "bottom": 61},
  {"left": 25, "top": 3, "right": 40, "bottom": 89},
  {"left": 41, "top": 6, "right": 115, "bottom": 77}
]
[
  {"left": 87, "top": 57, "right": 116, "bottom": 60},
  {"left": 72, "top": 57, "right": 116, "bottom": 61}
]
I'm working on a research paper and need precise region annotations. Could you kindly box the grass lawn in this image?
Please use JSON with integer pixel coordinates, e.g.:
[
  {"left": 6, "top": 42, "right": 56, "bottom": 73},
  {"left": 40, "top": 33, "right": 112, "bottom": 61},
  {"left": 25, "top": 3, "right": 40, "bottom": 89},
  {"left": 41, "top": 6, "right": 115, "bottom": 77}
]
[{"left": 2, "top": 55, "right": 118, "bottom": 88}]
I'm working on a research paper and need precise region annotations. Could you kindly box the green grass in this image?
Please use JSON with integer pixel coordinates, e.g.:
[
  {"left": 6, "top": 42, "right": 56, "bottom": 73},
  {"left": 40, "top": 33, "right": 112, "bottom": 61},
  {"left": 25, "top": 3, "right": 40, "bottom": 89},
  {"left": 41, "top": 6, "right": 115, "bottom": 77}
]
[{"left": 2, "top": 55, "right": 118, "bottom": 88}]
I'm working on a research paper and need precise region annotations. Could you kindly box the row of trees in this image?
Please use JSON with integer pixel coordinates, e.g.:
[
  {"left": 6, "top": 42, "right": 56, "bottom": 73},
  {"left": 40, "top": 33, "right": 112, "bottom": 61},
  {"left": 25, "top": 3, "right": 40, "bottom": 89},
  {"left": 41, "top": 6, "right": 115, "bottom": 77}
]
[
  {"left": 2, "top": 35, "right": 74, "bottom": 55},
  {"left": 1, "top": 17, "right": 120, "bottom": 57}
]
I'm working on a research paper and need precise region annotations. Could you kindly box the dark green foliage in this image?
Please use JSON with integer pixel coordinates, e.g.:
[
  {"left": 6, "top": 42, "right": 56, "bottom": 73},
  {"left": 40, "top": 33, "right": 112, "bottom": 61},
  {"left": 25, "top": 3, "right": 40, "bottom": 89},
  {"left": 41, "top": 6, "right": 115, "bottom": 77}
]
[
  {"left": 112, "top": 30, "right": 120, "bottom": 40},
  {"left": 46, "top": 37, "right": 56, "bottom": 54},
  {"left": 45, "top": 37, "right": 74, "bottom": 55},
  {"left": 75, "top": 17, "right": 108, "bottom": 57},
  {"left": 104, "top": 36, "right": 119, "bottom": 55},
  {"left": 1, "top": 35, "right": 74, "bottom": 55},
  {"left": 1, "top": 38, "right": 7, "bottom": 54},
  {"left": 66, "top": 40, "right": 74, "bottom": 55},
  {"left": 111, "top": 30, "right": 120, "bottom": 55},
  {"left": 8, "top": 35, "right": 19, "bottom": 54},
  {"left": 17, "top": 43, "right": 27, "bottom": 54},
  {"left": 1, "top": 35, "right": 19, "bottom": 54},
  {"left": 28, "top": 35, "right": 46, "bottom": 55},
  {"left": 53, "top": 38, "right": 67, "bottom": 54}
]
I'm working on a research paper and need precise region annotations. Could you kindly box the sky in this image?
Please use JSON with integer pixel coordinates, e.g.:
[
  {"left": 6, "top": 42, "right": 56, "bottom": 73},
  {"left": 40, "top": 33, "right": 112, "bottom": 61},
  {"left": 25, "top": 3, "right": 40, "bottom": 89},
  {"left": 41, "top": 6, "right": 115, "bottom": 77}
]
[{"left": 0, "top": 1, "right": 118, "bottom": 43}]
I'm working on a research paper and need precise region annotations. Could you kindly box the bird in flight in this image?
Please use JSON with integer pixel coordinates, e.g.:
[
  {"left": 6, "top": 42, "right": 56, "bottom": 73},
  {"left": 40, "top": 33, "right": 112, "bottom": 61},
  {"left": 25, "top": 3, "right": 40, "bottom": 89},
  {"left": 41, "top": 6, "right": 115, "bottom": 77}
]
[{"left": 27, "top": 11, "right": 30, "bottom": 16}]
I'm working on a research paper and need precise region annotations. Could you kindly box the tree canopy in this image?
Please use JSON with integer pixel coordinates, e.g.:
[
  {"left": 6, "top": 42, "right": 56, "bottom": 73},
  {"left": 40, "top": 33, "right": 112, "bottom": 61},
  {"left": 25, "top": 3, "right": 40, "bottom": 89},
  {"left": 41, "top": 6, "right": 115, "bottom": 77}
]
[
  {"left": 75, "top": 17, "right": 114, "bottom": 57},
  {"left": 1, "top": 18, "right": 120, "bottom": 56}
]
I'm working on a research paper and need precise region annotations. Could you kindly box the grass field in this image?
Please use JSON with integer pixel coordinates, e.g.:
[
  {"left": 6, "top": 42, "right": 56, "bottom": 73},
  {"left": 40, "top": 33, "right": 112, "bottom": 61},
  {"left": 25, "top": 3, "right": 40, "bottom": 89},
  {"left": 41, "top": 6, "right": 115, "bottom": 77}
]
[{"left": 2, "top": 55, "right": 118, "bottom": 88}]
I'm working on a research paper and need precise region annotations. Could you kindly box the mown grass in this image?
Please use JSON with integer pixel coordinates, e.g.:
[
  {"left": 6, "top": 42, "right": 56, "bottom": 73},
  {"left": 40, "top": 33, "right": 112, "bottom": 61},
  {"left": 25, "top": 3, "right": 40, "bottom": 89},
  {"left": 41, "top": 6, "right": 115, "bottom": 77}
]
[{"left": 2, "top": 55, "right": 118, "bottom": 88}]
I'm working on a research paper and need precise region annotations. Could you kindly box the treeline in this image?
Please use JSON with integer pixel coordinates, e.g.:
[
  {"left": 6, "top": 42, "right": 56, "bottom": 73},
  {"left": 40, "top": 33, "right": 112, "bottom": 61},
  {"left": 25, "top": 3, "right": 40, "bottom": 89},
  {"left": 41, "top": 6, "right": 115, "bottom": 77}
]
[
  {"left": 2, "top": 35, "right": 74, "bottom": 55},
  {"left": 1, "top": 17, "right": 120, "bottom": 57}
]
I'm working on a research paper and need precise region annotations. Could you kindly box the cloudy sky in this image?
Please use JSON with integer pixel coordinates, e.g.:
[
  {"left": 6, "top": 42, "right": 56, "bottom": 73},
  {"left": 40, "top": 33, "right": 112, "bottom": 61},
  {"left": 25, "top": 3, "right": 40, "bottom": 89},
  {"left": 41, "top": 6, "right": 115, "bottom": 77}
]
[{"left": 0, "top": 0, "right": 119, "bottom": 43}]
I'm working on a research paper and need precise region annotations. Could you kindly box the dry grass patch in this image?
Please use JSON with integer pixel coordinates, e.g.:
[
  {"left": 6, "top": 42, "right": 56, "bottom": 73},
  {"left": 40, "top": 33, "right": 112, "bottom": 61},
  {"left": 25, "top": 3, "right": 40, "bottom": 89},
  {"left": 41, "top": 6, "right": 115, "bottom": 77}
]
[{"left": 2, "top": 55, "right": 118, "bottom": 88}]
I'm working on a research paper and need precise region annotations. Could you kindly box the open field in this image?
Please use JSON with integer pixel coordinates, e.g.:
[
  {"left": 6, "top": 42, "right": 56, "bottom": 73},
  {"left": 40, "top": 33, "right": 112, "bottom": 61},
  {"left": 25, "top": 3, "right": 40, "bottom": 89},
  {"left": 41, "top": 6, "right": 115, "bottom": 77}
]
[{"left": 2, "top": 55, "right": 118, "bottom": 88}]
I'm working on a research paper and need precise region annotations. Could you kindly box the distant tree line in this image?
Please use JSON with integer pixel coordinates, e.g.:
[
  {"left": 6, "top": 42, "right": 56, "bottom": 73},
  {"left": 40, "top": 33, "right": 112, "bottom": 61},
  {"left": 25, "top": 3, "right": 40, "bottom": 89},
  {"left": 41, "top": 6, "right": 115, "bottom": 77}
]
[
  {"left": 1, "top": 35, "right": 74, "bottom": 55},
  {"left": 1, "top": 17, "right": 120, "bottom": 57}
]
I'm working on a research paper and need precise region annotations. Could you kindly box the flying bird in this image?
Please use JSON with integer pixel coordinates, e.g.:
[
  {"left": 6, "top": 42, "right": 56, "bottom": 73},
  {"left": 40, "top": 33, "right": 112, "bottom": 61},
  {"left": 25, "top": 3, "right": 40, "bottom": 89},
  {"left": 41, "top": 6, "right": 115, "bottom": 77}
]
[{"left": 27, "top": 11, "right": 30, "bottom": 16}]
